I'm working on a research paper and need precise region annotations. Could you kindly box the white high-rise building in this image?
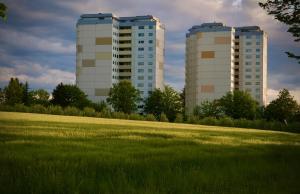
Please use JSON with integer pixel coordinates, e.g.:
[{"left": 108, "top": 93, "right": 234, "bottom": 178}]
[
  {"left": 185, "top": 23, "right": 267, "bottom": 114},
  {"left": 76, "top": 13, "right": 164, "bottom": 105}
]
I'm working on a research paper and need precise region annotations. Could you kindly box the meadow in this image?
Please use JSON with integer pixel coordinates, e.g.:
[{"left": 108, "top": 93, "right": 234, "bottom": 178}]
[{"left": 0, "top": 111, "right": 299, "bottom": 194}]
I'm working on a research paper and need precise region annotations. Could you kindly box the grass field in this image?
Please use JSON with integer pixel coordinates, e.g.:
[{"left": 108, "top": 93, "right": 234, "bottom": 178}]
[{"left": 0, "top": 112, "right": 300, "bottom": 194}]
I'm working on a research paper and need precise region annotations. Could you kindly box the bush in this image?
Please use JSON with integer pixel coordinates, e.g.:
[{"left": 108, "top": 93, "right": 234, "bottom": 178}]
[
  {"left": 100, "top": 109, "right": 111, "bottom": 118},
  {"left": 218, "top": 117, "right": 234, "bottom": 127},
  {"left": 174, "top": 113, "right": 183, "bottom": 123},
  {"left": 47, "top": 105, "right": 64, "bottom": 115},
  {"left": 0, "top": 104, "right": 14, "bottom": 112},
  {"left": 199, "top": 117, "right": 218, "bottom": 126},
  {"left": 160, "top": 113, "right": 168, "bottom": 122},
  {"left": 30, "top": 104, "right": 47, "bottom": 114},
  {"left": 83, "top": 107, "right": 96, "bottom": 117},
  {"left": 129, "top": 113, "right": 143, "bottom": 120},
  {"left": 187, "top": 115, "right": 198, "bottom": 124},
  {"left": 64, "top": 106, "right": 81, "bottom": 116},
  {"left": 13, "top": 104, "right": 29, "bottom": 112},
  {"left": 111, "top": 112, "right": 128, "bottom": 119},
  {"left": 145, "top": 114, "right": 156, "bottom": 121},
  {"left": 234, "top": 118, "right": 252, "bottom": 128}
]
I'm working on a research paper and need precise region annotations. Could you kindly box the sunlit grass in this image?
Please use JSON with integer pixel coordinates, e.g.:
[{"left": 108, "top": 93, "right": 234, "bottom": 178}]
[{"left": 0, "top": 111, "right": 300, "bottom": 194}]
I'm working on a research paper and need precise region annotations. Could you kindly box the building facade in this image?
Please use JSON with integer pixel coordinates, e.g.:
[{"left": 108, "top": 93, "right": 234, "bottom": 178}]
[
  {"left": 185, "top": 23, "right": 267, "bottom": 114},
  {"left": 76, "top": 13, "right": 164, "bottom": 104}
]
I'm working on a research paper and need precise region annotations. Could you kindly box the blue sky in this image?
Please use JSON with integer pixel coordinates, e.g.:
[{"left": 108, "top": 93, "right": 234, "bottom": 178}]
[{"left": 0, "top": 0, "right": 299, "bottom": 102}]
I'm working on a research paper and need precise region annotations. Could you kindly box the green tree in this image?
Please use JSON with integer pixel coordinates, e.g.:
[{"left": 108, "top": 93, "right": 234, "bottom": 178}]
[
  {"left": 265, "top": 89, "right": 298, "bottom": 122},
  {"left": 259, "top": 0, "right": 300, "bottom": 63},
  {"left": 0, "top": 2, "right": 7, "bottom": 21},
  {"left": 22, "top": 82, "right": 32, "bottom": 106},
  {"left": 193, "top": 100, "right": 223, "bottom": 119},
  {"left": 219, "top": 90, "right": 258, "bottom": 119},
  {"left": 144, "top": 89, "right": 164, "bottom": 119},
  {"left": 161, "top": 86, "right": 183, "bottom": 122},
  {"left": 107, "top": 81, "right": 141, "bottom": 114},
  {"left": 51, "top": 83, "right": 91, "bottom": 109},
  {"left": 0, "top": 88, "right": 5, "bottom": 104},
  {"left": 4, "top": 78, "right": 24, "bottom": 105},
  {"left": 31, "top": 89, "right": 50, "bottom": 105}
]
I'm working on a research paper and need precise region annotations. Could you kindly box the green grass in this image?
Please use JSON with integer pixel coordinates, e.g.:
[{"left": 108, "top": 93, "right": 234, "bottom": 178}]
[{"left": 0, "top": 112, "right": 299, "bottom": 194}]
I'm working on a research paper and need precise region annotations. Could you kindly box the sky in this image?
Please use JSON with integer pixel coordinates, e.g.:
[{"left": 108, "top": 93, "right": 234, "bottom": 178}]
[{"left": 0, "top": 0, "right": 299, "bottom": 103}]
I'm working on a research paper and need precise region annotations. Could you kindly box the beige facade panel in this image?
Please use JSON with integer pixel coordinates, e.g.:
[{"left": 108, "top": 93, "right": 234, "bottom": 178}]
[
  {"left": 82, "top": 59, "right": 95, "bottom": 67},
  {"left": 214, "top": 37, "right": 231, "bottom": 44},
  {"left": 201, "top": 51, "right": 215, "bottom": 59},
  {"left": 200, "top": 85, "right": 215, "bottom": 93},
  {"left": 95, "top": 88, "right": 110, "bottom": 96},
  {"left": 77, "top": 45, "right": 82, "bottom": 53},
  {"left": 96, "top": 52, "right": 112, "bottom": 60},
  {"left": 196, "top": 33, "right": 202, "bottom": 39},
  {"left": 159, "top": 62, "right": 163, "bottom": 70},
  {"left": 95, "top": 37, "right": 112, "bottom": 45},
  {"left": 156, "top": 40, "right": 160, "bottom": 47}
]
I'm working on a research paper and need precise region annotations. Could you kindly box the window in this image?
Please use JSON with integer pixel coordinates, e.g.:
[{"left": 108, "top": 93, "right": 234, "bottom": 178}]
[
  {"left": 149, "top": 33, "right": 153, "bottom": 36},
  {"left": 256, "top": 75, "right": 260, "bottom": 79},
  {"left": 138, "top": 62, "right": 144, "bottom": 66},
  {"left": 137, "top": 83, "right": 144, "bottom": 87},
  {"left": 245, "top": 75, "right": 252, "bottom": 79},
  {"left": 256, "top": 55, "right": 260, "bottom": 58},
  {"left": 138, "top": 47, "right": 144, "bottom": 51},
  {"left": 245, "top": 82, "right": 252, "bottom": 85},
  {"left": 256, "top": 82, "right": 260, "bottom": 85},
  {"left": 138, "top": 33, "right": 144, "bottom": 37},
  {"left": 246, "top": 49, "right": 252, "bottom": 52},
  {"left": 138, "top": 40, "right": 144, "bottom": 44},
  {"left": 148, "top": 54, "right": 153, "bottom": 58},
  {"left": 245, "top": 61, "right": 252, "bottom": 65},
  {"left": 138, "top": 54, "right": 144, "bottom": 58},
  {"left": 148, "top": 83, "right": 152, "bottom": 87},
  {"left": 246, "top": 88, "right": 252, "bottom": 92},
  {"left": 246, "top": 55, "right": 252, "bottom": 59},
  {"left": 138, "top": 76, "right": 144, "bottom": 80},
  {"left": 148, "top": 69, "right": 153, "bottom": 73},
  {"left": 246, "top": 68, "right": 252, "bottom": 72},
  {"left": 138, "top": 69, "right": 144, "bottom": 73},
  {"left": 149, "top": 26, "right": 153, "bottom": 29},
  {"left": 246, "top": 35, "right": 251, "bottom": 39},
  {"left": 256, "top": 88, "right": 260, "bottom": 92},
  {"left": 246, "top": 42, "right": 252, "bottom": 45},
  {"left": 256, "top": 42, "right": 260, "bottom": 45},
  {"left": 256, "top": 35, "right": 261, "bottom": 39},
  {"left": 148, "top": 47, "right": 153, "bottom": 51},
  {"left": 148, "top": 62, "right": 153, "bottom": 66},
  {"left": 256, "top": 62, "right": 260, "bottom": 65},
  {"left": 256, "top": 68, "right": 260, "bottom": 72},
  {"left": 138, "top": 26, "right": 144, "bottom": 29},
  {"left": 256, "top": 48, "right": 260, "bottom": 52},
  {"left": 149, "top": 40, "right": 153, "bottom": 44},
  {"left": 148, "top": 76, "right": 153, "bottom": 80}
]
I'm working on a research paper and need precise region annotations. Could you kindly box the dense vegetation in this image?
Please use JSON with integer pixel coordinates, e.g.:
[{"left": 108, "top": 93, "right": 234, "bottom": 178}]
[
  {"left": 0, "top": 77, "right": 299, "bottom": 132},
  {"left": 0, "top": 112, "right": 299, "bottom": 194}
]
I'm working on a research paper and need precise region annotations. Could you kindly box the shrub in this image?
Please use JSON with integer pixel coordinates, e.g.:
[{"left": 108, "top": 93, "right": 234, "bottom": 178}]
[
  {"left": 174, "top": 113, "right": 183, "bottom": 123},
  {"left": 0, "top": 104, "right": 14, "bottom": 112},
  {"left": 218, "top": 117, "right": 234, "bottom": 127},
  {"left": 199, "top": 117, "right": 218, "bottom": 126},
  {"left": 129, "top": 113, "right": 143, "bottom": 120},
  {"left": 145, "top": 114, "right": 156, "bottom": 121},
  {"left": 64, "top": 106, "right": 81, "bottom": 116},
  {"left": 100, "top": 109, "right": 111, "bottom": 118},
  {"left": 187, "top": 115, "right": 198, "bottom": 124},
  {"left": 47, "top": 105, "right": 64, "bottom": 115},
  {"left": 111, "top": 112, "right": 128, "bottom": 119},
  {"left": 160, "top": 113, "right": 168, "bottom": 122},
  {"left": 83, "top": 107, "right": 96, "bottom": 117},
  {"left": 30, "top": 104, "right": 47, "bottom": 114},
  {"left": 13, "top": 104, "right": 29, "bottom": 112}
]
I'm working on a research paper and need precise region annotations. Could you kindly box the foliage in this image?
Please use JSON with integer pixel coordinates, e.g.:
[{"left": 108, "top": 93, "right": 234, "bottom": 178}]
[
  {"left": 129, "top": 113, "right": 144, "bottom": 120},
  {"left": 219, "top": 90, "right": 258, "bottom": 119},
  {"left": 111, "top": 111, "right": 128, "bottom": 119},
  {"left": 161, "top": 86, "right": 183, "bottom": 122},
  {"left": 259, "top": 0, "right": 300, "bottom": 63},
  {"left": 47, "top": 105, "right": 64, "bottom": 115},
  {"left": 51, "top": 83, "right": 91, "bottom": 109},
  {"left": 64, "top": 106, "right": 81, "bottom": 116},
  {"left": 145, "top": 114, "right": 156, "bottom": 121},
  {"left": 193, "top": 100, "right": 223, "bottom": 119},
  {"left": 0, "top": 88, "right": 5, "bottom": 104},
  {"left": 83, "top": 107, "right": 96, "bottom": 117},
  {"left": 0, "top": 2, "right": 7, "bottom": 21},
  {"left": 265, "top": 89, "right": 298, "bottom": 122},
  {"left": 31, "top": 89, "right": 50, "bottom": 105},
  {"left": 4, "top": 78, "right": 24, "bottom": 105},
  {"left": 159, "top": 113, "right": 169, "bottom": 122},
  {"left": 30, "top": 104, "right": 47, "bottom": 114},
  {"left": 144, "top": 89, "right": 164, "bottom": 119},
  {"left": 92, "top": 101, "right": 109, "bottom": 112},
  {"left": 174, "top": 113, "right": 183, "bottom": 123},
  {"left": 107, "top": 81, "right": 141, "bottom": 114}
]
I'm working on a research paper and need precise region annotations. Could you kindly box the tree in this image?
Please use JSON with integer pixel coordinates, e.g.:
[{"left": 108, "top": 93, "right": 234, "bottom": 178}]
[
  {"left": 265, "top": 89, "right": 298, "bottom": 122},
  {"left": 161, "top": 86, "right": 183, "bottom": 122},
  {"left": 144, "top": 89, "right": 164, "bottom": 119},
  {"left": 193, "top": 100, "right": 223, "bottom": 119},
  {"left": 0, "top": 3, "right": 7, "bottom": 21},
  {"left": 0, "top": 88, "right": 5, "bottom": 104},
  {"left": 22, "top": 82, "right": 32, "bottom": 106},
  {"left": 4, "top": 78, "right": 24, "bottom": 105},
  {"left": 259, "top": 0, "right": 300, "bottom": 63},
  {"left": 219, "top": 90, "right": 258, "bottom": 119},
  {"left": 51, "top": 83, "right": 91, "bottom": 109},
  {"left": 107, "top": 81, "right": 141, "bottom": 114},
  {"left": 31, "top": 89, "right": 50, "bottom": 105}
]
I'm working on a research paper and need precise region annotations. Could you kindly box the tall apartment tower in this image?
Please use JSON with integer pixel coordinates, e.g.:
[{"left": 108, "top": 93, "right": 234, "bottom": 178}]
[
  {"left": 185, "top": 23, "right": 267, "bottom": 114},
  {"left": 76, "top": 13, "right": 164, "bottom": 103}
]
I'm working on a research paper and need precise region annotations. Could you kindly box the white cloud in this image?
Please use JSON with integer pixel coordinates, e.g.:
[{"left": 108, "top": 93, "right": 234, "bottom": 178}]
[
  {"left": 0, "top": 28, "right": 75, "bottom": 54},
  {"left": 0, "top": 62, "right": 75, "bottom": 88}
]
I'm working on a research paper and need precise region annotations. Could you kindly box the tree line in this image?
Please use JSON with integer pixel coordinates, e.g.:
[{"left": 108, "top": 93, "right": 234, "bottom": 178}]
[{"left": 0, "top": 77, "right": 299, "bottom": 132}]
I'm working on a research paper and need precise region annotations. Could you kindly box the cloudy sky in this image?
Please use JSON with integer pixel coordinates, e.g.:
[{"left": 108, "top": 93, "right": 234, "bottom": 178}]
[{"left": 0, "top": 0, "right": 299, "bottom": 103}]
